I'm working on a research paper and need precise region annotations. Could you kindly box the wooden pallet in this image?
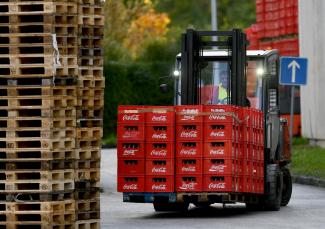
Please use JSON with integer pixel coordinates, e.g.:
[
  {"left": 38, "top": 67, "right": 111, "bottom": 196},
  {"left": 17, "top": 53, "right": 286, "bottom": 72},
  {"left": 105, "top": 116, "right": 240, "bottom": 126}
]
[
  {"left": 1, "top": 108, "right": 76, "bottom": 119},
  {"left": 74, "top": 160, "right": 100, "bottom": 170},
  {"left": 74, "top": 188, "right": 100, "bottom": 201},
  {"left": 77, "top": 77, "right": 105, "bottom": 88},
  {"left": 0, "top": 86, "right": 77, "bottom": 97},
  {"left": 0, "top": 200, "right": 76, "bottom": 226},
  {"left": 76, "top": 128, "right": 102, "bottom": 140},
  {"left": 4, "top": 138, "right": 76, "bottom": 151},
  {"left": 78, "top": 36, "right": 102, "bottom": 48},
  {"left": 2, "top": 160, "right": 74, "bottom": 171},
  {"left": 75, "top": 219, "right": 100, "bottom": 229},
  {"left": 78, "top": 25, "right": 103, "bottom": 37},
  {"left": 77, "top": 118, "right": 102, "bottom": 128},
  {"left": 75, "top": 168, "right": 100, "bottom": 182},
  {"left": 76, "top": 148, "right": 100, "bottom": 160},
  {"left": 1, "top": 117, "right": 76, "bottom": 129},
  {"left": 1, "top": 128, "right": 76, "bottom": 139},
  {"left": 76, "top": 139, "right": 101, "bottom": 150},
  {"left": 0, "top": 2, "right": 78, "bottom": 15},
  {"left": 76, "top": 109, "right": 103, "bottom": 119},
  {"left": 5, "top": 191, "right": 75, "bottom": 202},
  {"left": 0, "top": 149, "right": 76, "bottom": 161}
]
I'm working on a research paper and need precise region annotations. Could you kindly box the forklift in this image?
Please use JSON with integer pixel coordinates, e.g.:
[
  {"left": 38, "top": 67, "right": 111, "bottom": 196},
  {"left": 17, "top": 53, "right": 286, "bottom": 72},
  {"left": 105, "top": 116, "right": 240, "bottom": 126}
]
[{"left": 161, "top": 29, "right": 292, "bottom": 211}]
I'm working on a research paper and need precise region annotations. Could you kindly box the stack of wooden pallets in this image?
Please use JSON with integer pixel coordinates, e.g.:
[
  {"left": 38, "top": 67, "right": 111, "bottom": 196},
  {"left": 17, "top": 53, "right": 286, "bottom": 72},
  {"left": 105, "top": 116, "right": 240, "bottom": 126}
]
[{"left": 0, "top": 0, "right": 104, "bottom": 228}]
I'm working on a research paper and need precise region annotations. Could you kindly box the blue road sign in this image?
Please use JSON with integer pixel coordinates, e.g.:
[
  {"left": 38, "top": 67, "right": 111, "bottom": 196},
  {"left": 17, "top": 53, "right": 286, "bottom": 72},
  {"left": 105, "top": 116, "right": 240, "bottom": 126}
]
[{"left": 280, "top": 57, "right": 308, "bottom": 85}]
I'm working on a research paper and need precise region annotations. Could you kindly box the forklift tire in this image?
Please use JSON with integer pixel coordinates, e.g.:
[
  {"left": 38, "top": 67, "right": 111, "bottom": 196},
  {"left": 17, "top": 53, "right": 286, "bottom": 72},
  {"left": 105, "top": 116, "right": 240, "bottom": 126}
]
[
  {"left": 281, "top": 167, "right": 292, "bottom": 206},
  {"left": 153, "top": 202, "right": 189, "bottom": 212},
  {"left": 264, "top": 164, "right": 283, "bottom": 211}
]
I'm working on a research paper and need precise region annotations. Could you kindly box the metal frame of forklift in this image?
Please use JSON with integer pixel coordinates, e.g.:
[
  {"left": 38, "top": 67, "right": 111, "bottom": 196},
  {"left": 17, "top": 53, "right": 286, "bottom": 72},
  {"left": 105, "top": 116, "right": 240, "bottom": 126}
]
[{"left": 123, "top": 29, "right": 291, "bottom": 210}]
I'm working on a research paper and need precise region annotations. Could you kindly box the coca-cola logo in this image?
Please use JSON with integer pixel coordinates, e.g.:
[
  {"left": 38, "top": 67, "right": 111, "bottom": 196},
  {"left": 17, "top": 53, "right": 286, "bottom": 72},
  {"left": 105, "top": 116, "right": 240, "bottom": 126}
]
[
  {"left": 151, "top": 150, "right": 167, "bottom": 157},
  {"left": 179, "top": 182, "right": 196, "bottom": 190},
  {"left": 123, "top": 149, "right": 137, "bottom": 156},
  {"left": 123, "top": 132, "right": 138, "bottom": 138},
  {"left": 152, "top": 116, "right": 167, "bottom": 122},
  {"left": 210, "top": 149, "right": 224, "bottom": 155},
  {"left": 209, "top": 165, "right": 226, "bottom": 172},
  {"left": 179, "top": 149, "right": 196, "bottom": 156},
  {"left": 211, "top": 108, "right": 225, "bottom": 113},
  {"left": 123, "top": 184, "right": 138, "bottom": 190},
  {"left": 152, "top": 167, "right": 167, "bottom": 173},
  {"left": 152, "top": 133, "right": 167, "bottom": 139},
  {"left": 152, "top": 184, "right": 166, "bottom": 190},
  {"left": 182, "top": 166, "right": 196, "bottom": 172},
  {"left": 209, "top": 115, "right": 226, "bottom": 120},
  {"left": 208, "top": 182, "right": 225, "bottom": 189},
  {"left": 180, "top": 131, "right": 197, "bottom": 138},
  {"left": 123, "top": 115, "right": 139, "bottom": 121},
  {"left": 210, "top": 131, "right": 225, "bottom": 137},
  {"left": 181, "top": 115, "right": 195, "bottom": 121}
]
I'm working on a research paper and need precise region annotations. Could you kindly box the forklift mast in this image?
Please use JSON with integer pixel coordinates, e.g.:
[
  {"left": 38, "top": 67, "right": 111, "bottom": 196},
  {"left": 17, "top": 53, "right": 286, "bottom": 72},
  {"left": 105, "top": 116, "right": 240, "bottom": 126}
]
[{"left": 181, "top": 29, "right": 248, "bottom": 106}]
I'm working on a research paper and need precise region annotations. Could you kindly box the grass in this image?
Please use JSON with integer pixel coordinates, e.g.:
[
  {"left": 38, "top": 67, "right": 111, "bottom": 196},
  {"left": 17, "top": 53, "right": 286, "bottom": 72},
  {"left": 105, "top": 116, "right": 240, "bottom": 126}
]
[
  {"left": 102, "top": 133, "right": 117, "bottom": 147},
  {"left": 292, "top": 138, "right": 325, "bottom": 179}
]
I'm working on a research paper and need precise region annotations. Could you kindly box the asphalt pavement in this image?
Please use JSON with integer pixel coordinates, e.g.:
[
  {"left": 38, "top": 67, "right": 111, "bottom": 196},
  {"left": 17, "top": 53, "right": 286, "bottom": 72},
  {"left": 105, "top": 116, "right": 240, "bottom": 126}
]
[{"left": 101, "top": 149, "right": 325, "bottom": 229}]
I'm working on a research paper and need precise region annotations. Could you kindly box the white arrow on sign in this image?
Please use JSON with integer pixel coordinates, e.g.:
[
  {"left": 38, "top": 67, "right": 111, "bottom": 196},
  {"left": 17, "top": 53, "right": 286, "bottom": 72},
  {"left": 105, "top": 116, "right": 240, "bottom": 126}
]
[{"left": 288, "top": 60, "right": 300, "bottom": 83}]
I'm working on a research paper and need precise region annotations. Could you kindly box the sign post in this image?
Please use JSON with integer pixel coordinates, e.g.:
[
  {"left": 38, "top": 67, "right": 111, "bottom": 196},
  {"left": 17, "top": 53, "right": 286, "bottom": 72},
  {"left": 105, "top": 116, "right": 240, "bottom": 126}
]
[{"left": 280, "top": 57, "right": 308, "bottom": 150}]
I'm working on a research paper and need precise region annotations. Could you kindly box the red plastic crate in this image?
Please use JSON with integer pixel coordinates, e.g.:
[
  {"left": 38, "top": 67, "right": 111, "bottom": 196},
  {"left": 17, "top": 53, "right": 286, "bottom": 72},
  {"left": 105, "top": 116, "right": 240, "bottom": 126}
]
[
  {"left": 176, "top": 158, "right": 203, "bottom": 174},
  {"left": 176, "top": 174, "right": 203, "bottom": 192},
  {"left": 117, "top": 124, "right": 145, "bottom": 142},
  {"left": 176, "top": 141, "right": 203, "bottom": 158},
  {"left": 118, "top": 159, "right": 145, "bottom": 175},
  {"left": 175, "top": 105, "right": 203, "bottom": 124},
  {"left": 146, "top": 125, "right": 174, "bottom": 142},
  {"left": 203, "top": 105, "right": 238, "bottom": 124},
  {"left": 145, "top": 106, "right": 175, "bottom": 124},
  {"left": 203, "top": 175, "right": 239, "bottom": 192},
  {"left": 117, "top": 175, "right": 145, "bottom": 192},
  {"left": 117, "top": 142, "right": 145, "bottom": 159},
  {"left": 176, "top": 124, "right": 203, "bottom": 141},
  {"left": 146, "top": 142, "right": 174, "bottom": 159},
  {"left": 243, "top": 160, "right": 253, "bottom": 176},
  {"left": 204, "top": 123, "right": 239, "bottom": 141},
  {"left": 203, "top": 141, "right": 236, "bottom": 158},
  {"left": 241, "top": 126, "right": 253, "bottom": 143},
  {"left": 203, "top": 158, "right": 237, "bottom": 175},
  {"left": 145, "top": 159, "right": 174, "bottom": 175},
  {"left": 242, "top": 175, "right": 253, "bottom": 193},
  {"left": 145, "top": 175, "right": 174, "bottom": 192},
  {"left": 118, "top": 106, "right": 145, "bottom": 124}
]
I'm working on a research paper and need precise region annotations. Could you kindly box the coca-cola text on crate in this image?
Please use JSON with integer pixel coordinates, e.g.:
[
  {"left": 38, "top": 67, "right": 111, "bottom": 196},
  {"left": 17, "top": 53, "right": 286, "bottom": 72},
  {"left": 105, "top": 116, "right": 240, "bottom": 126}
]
[
  {"left": 145, "top": 106, "right": 175, "bottom": 124},
  {"left": 176, "top": 174, "right": 203, "bottom": 192},
  {"left": 117, "top": 142, "right": 145, "bottom": 159},
  {"left": 118, "top": 176, "right": 145, "bottom": 192},
  {"left": 145, "top": 159, "right": 174, "bottom": 176},
  {"left": 176, "top": 141, "right": 203, "bottom": 158},
  {"left": 203, "top": 158, "right": 238, "bottom": 175},
  {"left": 118, "top": 105, "right": 146, "bottom": 124},
  {"left": 203, "top": 141, "right": 236, "bottom": 158},
  {"left": 176, "top": 158, "right": 203, "bottom": 174},
  {"left": 145, "top": 175, "right": 174, "bottom": 192},
  {"left": 146, "top": 142, "right": 174, "bottom": 159},
  {"left": 146, "top": 125, "right": 175, "bottom": 142},
  {"left": 203, "top": 105, "right": 238, "bottom": 124},
  {"left": 203, "top": 175, "right": 239, "bottom": 192},
  {"left": 117, "top": 125, "right": 145, "bottom": 142},
  {"left": 175, "top": 105, "right": 203, "bottom": 124},
  {"left": 176, "top": 124, "right": 203, "bottom": 141}
]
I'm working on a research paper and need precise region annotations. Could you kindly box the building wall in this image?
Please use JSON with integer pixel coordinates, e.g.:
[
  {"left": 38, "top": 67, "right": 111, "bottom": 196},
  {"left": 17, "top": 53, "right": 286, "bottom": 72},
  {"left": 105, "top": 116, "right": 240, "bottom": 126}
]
[{"left": 299, "top": 0, "right": 325, "bottom": 146}]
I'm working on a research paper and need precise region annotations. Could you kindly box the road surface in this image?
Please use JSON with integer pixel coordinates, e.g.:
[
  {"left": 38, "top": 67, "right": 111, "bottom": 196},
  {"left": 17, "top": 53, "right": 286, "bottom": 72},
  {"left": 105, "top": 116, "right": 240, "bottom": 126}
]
[{"left": 101, "top": 149, "right": 325, "bottom": 229}]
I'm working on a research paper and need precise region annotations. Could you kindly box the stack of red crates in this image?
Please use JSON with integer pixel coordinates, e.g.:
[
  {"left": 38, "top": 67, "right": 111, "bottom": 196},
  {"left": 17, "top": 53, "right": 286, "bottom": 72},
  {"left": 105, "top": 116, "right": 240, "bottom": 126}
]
[
  {"left": 246, "top": 0, "right": 299, "bottom": 57},
  {"left": 117, "top": 106, "right": 146, "bottom": 192},
  {"left": 240, "top": 108, "right": 264, "bottom": 194},
  {"left": 145, "top": 107, "right": 175, "bottom": 192},
  {"left": 117, "top": 105, "right": 265, "bottom": 195},
  {"left": 202, "top": 105, "right": 242, "bottom": 192},
  {"left": 175, "top": 105, "right": 203, "bottom": 192}
]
